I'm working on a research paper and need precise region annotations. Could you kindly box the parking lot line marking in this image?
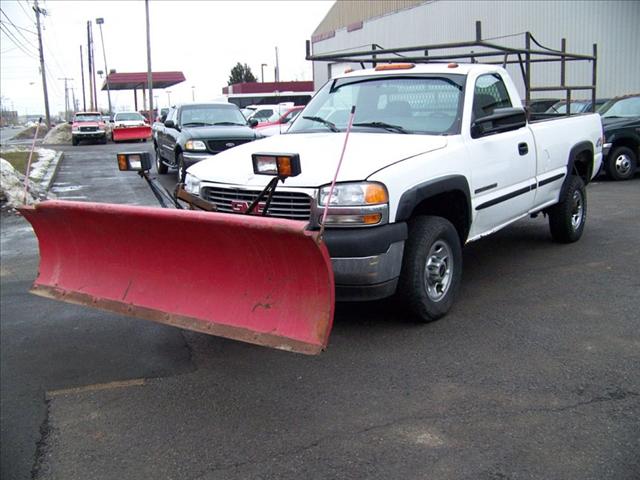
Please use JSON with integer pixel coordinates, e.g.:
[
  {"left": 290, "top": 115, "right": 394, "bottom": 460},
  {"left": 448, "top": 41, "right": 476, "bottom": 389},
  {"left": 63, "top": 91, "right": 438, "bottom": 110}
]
[{"left": 46, "top": 378, "right": 146, "bottom": 398}]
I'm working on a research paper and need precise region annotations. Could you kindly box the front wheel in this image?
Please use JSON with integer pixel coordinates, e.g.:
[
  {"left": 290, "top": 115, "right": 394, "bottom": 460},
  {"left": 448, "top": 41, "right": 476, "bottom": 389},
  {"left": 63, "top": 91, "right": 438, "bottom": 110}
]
[
  {"left": 177, "top": 153, "right": 186, "bottom": 183},
  {"left": 397, "top": 216, "right": 462, "bottom": 322},
  {"left": 71, "top": 136, "right": 78, "bottom": 146},
  {"left": 606, "top": 146, "right": 637, "bottom": 181},
  {"left": 548, "top": 175, "right": 586, "bottom": 243},
  {"left": 155, "top": 145, "right": 167, "bottom": 174}
]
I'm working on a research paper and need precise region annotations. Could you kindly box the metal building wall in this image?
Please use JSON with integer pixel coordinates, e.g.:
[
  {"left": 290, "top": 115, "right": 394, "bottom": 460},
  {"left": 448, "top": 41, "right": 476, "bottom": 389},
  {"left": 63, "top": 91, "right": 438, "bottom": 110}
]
[
  {"left": 313, "top": 0, "right": 427, "bottom": 35},
  {"left": 310, "top": 0, "right": 640, "bottom": 100}
]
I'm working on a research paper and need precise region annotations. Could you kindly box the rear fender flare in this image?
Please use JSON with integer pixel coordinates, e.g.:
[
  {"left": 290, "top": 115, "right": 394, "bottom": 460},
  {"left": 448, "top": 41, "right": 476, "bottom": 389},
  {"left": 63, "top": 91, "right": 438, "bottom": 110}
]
[
  {"left": 395, "top": 175, "right": 472, "bottom": 241},
  {"left": 563, "top": 141, "right": 594, "bottom": 195}
]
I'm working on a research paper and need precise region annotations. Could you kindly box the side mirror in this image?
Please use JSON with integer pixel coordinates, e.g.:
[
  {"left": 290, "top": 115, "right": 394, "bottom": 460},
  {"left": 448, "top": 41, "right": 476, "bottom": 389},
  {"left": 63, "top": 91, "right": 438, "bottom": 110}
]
[
  {"left": 164, "top": 119, "right": 176, "bottom": 129},
  {"left": 248, "top": 118, "right": 259, "bottom": 128},
  {"left": 68, "top": 121, "right": 73, "bottom": 125},
  {"left": 160, "top": 115, "right": 167, "bottom": 123},
  {"left": 471, "top": 107, "right": 526, "bottom": 138}
]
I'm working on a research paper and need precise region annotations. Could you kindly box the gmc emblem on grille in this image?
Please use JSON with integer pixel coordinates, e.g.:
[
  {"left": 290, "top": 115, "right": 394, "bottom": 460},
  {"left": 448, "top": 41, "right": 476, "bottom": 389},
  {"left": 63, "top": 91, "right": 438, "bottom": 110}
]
[
  {"left": 230, "top": 200, "right": 264, "bottom": 214},
  {"left": 225, "top": 142, "right": 235, "bottom": 147}
]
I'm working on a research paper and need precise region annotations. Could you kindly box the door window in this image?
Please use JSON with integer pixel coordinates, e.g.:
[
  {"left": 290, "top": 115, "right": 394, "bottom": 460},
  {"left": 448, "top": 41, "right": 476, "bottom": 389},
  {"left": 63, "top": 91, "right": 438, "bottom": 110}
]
[{"left": 472, "top": 74, "right": 512, "bottom": 120}]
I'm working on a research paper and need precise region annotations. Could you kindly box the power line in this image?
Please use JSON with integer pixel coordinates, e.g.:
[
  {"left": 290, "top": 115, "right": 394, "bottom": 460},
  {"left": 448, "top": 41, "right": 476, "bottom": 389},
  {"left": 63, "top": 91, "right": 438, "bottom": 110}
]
[
  {"left": 18, "top": 0, "right": 33, "bottom": 21},
  {"left": 0, "top": 24, "right": 38, "bottom": 59},
  {"left": 0, "top": 9, "right": 38, "bottom": 50}
]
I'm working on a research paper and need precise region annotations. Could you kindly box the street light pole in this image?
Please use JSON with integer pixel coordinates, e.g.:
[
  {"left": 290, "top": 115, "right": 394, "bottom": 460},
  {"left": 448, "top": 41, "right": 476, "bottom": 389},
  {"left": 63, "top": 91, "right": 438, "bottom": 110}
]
[
  {"left": 191, "top": 86, "right": 195, "bottom": 102},
  {"left": 261, "top": 63, "right": 267, "bottom": 83},
  {"left": 95, "top": 18, "right": 112, "bottom": 116}
]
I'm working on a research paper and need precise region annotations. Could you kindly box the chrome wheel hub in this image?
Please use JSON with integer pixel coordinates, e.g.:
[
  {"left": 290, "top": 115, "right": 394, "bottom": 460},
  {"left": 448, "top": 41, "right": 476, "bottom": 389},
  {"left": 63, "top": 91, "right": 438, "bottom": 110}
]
[
  {"left": 424, "top": 240, "right": 453, "bottom": 302},
  {"left": 615, "top": 154, "right": 632, "bottom": 176},
  {"left": 570, "top": 189, "right": 584, "bottom": 230}
]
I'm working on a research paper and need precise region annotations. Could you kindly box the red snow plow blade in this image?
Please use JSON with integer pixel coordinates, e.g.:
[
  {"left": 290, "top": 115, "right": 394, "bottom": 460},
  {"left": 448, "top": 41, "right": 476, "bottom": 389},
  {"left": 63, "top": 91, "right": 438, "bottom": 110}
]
[
  {"left": 20, "top": 201, "right": 335, "bottom": 354},
  {"left": 112, "top": 125, "right": 151, "bottom": 142}
]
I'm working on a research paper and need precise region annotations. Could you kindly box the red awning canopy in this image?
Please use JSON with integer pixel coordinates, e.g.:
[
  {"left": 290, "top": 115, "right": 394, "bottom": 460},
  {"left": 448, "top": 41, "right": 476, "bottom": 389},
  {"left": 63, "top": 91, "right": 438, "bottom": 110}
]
[{"left": 102, "top": 71, "right": 185, "bottom": 90}]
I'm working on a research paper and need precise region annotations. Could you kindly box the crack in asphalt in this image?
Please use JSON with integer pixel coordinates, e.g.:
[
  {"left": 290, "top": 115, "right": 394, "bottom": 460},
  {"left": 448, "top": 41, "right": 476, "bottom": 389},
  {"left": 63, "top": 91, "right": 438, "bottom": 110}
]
[
  {"left": 186, "top": 388, "right": 639, "bottom": 479},
  {"left": 30, "top": 396, "right": 52, "bottom": 480}
]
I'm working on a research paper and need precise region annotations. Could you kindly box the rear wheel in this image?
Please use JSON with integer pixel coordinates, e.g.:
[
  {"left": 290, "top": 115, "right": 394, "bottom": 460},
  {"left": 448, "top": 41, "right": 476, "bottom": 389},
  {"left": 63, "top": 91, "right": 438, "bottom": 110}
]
[
  {"left": 397, "top": 216, "right": 462, "bottom": 322},
  {"left": 606, "top": 146, "right": 637, "bottom": 181},
  {"left": 155, "top": 145, "right": 167, "bottom": 174},
  {"left": 548, "top": 175, "right": 586, "bottom": 243}
]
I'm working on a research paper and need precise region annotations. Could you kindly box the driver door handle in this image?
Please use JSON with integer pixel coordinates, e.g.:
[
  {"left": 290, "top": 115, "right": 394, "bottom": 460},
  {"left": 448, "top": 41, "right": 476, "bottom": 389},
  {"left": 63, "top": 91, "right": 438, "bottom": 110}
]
[{"left": 518, "top": 142, "right": 529, "bottom": 155}]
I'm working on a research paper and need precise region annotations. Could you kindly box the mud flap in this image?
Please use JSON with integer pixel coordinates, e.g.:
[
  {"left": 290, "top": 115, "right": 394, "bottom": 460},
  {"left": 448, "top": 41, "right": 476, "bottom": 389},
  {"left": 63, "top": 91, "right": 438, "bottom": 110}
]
[
  {"left": 20, "top": 201, "right": 335, "bottom": 354},
  {"left": 112, "top": 126, "right": 152, "bottom": 142}
]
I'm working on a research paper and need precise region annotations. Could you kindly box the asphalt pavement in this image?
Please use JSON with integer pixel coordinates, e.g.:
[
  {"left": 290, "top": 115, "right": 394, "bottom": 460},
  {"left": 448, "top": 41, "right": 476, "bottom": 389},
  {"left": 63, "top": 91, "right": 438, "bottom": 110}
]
[{"left": 1, "top": 141, "right": 639, "bottom": 480}]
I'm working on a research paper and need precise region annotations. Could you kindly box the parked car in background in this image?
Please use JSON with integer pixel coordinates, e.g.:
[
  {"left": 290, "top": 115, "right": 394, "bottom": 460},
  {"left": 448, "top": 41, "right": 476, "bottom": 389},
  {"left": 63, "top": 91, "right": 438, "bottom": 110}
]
[
  {"left": 598, "top": 94, "right": 640, "bottom": 180},
  {"left": 525, "top": 98, "right": 559, "bottom": 113},
  {"left": 71, "top": 111, "right": 107, "bottom": 146},
  {"left": 154, "top": 102, "right": 261, "bottom": 180},
  {"left": 254, "top": 106, "right": 304, "bottom": 136},
  {"left": 545, "top": 98, "right": 609, "bottom": 115},
  {"left": 246, "top": 103, "right": 295, "bottom": 125}
]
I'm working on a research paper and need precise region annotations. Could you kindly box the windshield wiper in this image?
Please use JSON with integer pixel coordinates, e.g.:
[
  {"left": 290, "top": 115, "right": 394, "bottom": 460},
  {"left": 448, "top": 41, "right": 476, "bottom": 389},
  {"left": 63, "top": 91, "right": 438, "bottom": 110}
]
[
  {"left": 182, "top": 122, "right": 209, "bottom": 127},
  {"left": 213, "top": 122, "right": 245, "bottom": 126},
  {"left": 353, "top": 121, "right": 409, "bottom": 134},
  {"left": 302, "top": 116, "right": 338, "bottom": 132}
]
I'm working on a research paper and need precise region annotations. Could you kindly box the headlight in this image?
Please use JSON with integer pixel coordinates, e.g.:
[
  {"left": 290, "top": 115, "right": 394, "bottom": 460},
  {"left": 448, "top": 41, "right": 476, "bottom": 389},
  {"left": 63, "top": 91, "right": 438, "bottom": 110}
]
[
  {"left": 318, "top": 182, "right": 388, "bottom": 206},
  {"left": 185, "top": 139, "right": 206, "bottom": 151},
  {"left": 184, "top": 173, "right": 201, "bottom": 195}
]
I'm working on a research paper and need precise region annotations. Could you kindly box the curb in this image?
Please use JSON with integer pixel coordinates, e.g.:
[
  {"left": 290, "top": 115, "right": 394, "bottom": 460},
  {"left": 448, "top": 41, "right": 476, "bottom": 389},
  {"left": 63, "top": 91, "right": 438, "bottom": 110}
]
[{"left": 40, "top": 151, "right": 64, "bottom": 192}]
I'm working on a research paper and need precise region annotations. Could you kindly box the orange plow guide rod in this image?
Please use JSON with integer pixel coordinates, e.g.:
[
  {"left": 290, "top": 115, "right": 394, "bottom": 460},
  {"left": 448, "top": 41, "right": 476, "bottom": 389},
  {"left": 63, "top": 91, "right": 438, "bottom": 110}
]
[
  {"left": 111, "top": 126, "right": 152, "bottom": 142},
  {"left": 20, "top": 201, "right": 335, "bottom": 354}
]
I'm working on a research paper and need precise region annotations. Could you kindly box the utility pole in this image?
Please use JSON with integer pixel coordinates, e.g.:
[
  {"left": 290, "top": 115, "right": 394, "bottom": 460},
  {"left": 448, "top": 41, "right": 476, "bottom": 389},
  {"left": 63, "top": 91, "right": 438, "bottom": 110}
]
[
  {"left": 274, "top": 46, "right": 280, "bottom": 83},
  {"left": 90, "top": 22, "right": 98, "bottom": 110},
  {"left": 145, "top": 0, "right": 154, "bottom": 124},
  {"left": 33, "top": 0, "right": 51, "bottom": 128},
  {"left": 191, "top": 86, "right": 195, "bottom": 101},
  {"left": 87, "top": 21, "right": 94, "bottom": 110},
  {"left": 80, "top": 45, "right": 86, "bottom": 111},
  {"left": 95, "top": 18, "right": 112, "bottom": 116},
  {"left": 59, "top": 77, "right": 73, "bottom": 121}
]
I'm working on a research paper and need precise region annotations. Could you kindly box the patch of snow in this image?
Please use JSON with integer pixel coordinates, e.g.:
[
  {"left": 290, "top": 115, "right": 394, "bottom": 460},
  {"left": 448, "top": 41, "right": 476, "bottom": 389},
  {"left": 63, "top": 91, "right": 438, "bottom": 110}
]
[
  {"left": 0, "top": 148, "right": 56, "bottom": 208},
  {"left": 43, "top": 123, "right": 72, "bottom": 144}
]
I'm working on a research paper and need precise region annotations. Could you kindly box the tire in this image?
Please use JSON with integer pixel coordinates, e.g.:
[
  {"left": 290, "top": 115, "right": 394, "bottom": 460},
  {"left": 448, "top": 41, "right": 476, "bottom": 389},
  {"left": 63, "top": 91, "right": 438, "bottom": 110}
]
[
  {"left": 177, "top": 153, "right": 186, "bottom": 183},
  {"left": 155, "top": 145, "right": 168, "bottom": 174},
  {"left": 72, "top": 136, "right": 78, "bottom": 146},
  {"left": 100, "top": 135, "right": 107, "bottom": 145},
  {"left": 548, "top": 175, "right": 586, "bottom": 243},
  {"left": 397, "top": 216, "right": 462, "bottom": 322},
  {"left": 606, "top": 146, "right": 637, "bottom": 181}
]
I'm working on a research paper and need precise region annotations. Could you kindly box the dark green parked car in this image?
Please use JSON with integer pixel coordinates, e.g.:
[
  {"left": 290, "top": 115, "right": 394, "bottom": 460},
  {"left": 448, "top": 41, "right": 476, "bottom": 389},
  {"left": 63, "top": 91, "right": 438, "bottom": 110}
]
[{"left": 598, "top": 94, "right": 640, "bottom": 180}]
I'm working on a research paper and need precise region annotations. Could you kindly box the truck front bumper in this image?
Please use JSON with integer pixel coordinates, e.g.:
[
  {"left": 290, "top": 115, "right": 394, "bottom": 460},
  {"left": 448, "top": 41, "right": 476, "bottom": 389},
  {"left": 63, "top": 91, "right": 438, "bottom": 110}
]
[{"left": 322, "top": 223, "right": 408, "bottom": 301}]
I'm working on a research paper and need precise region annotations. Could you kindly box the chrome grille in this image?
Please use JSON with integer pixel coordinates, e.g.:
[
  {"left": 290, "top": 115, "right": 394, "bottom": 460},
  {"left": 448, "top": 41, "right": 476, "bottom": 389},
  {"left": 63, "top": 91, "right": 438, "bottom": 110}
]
[
  {"left": 201, "top": 186, "right": 312, "bottom": 220},
  {"left": 206, "top": 139, "right": 252, "bottom": 154},
  {"left": 80, "top": 126, "right": 98, "bottom": 132}
]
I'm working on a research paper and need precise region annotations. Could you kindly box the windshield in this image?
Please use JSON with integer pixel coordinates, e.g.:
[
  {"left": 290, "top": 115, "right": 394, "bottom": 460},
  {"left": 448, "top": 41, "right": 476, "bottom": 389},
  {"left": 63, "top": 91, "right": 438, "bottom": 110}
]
[
  {"left": 599, "top": 96, "right": 640, "bottom": 118},
  {"left": 74, "top": 114, "right": 101, "bottom": 122},
  {"left": 115, "top": 113, "right": 145, "bottom": 121},
  {"left": 288, "top": 74, "right": 465, "bottom": 135},
  {"left": 180, "top": 105, "right": 246, "bottom": 126}
]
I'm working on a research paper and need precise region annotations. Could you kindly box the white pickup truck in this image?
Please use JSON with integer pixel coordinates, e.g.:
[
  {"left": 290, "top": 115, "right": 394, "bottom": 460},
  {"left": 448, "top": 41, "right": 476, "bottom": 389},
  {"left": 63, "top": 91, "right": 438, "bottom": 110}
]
[{"left": 182, "top": 63, "right": 602, "bottom": 321}]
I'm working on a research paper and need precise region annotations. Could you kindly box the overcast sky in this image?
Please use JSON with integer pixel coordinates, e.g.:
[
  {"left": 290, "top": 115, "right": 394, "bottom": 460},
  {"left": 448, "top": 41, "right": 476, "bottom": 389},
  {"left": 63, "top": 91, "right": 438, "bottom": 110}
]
[{"left": 0, "top": 0, "right": 333, "bottom": 116}]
